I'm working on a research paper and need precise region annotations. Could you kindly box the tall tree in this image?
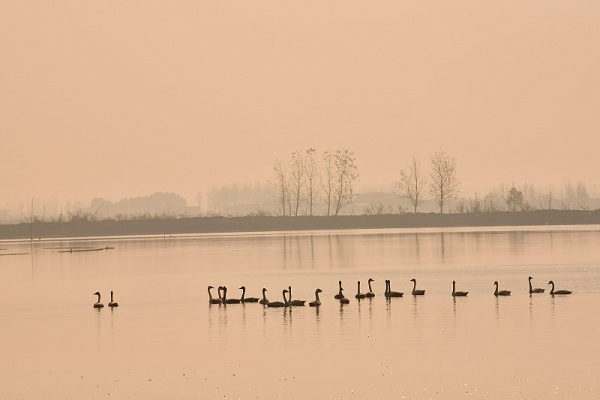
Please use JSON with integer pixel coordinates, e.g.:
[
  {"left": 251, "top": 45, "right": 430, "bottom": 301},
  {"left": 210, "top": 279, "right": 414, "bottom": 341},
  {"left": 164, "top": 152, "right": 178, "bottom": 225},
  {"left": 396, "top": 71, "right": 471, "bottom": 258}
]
[
  {"left": 270, "top": 159, "right": 289, "bottom": 216},
  {"left": 399, "top": 153, "right": 426, "bottom": 214},
  {"left": 333, "top": 148, "right": 359, "bottom": 216},
  {"left": 505, "top": 186, "right": 527, "bottom": 211},
  {"left": 428, "top": 149, "right": 460, "bottom": 214},
  {"left": 321, "top": 149, "right": 335, "bottom": 216},
  {"left": 288, "top": 151, "right": 306, "bottom": 216},
  {"left": 304, "top": 148, "right": 320, "bottom": 216}
]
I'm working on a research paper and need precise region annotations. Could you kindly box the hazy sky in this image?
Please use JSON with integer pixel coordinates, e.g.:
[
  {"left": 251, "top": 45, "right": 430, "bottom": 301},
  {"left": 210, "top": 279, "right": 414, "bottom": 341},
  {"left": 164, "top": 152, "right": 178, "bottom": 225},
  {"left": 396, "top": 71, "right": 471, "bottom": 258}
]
[{"left": 1, "top": 1, "right": 599, "bottom": 206}]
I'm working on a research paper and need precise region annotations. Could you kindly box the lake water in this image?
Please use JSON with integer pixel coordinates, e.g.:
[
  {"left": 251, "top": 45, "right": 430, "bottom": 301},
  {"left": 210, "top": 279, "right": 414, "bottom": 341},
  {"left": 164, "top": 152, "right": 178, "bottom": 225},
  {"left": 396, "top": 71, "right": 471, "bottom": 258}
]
[{"left": 1, "top": 226, "right": 599, "bottom": 399}]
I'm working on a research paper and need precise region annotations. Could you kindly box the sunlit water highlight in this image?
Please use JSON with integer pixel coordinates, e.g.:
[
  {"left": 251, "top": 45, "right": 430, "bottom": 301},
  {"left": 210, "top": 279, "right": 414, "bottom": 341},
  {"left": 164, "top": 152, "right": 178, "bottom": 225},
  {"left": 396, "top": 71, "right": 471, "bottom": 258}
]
[{"left": 1, "top": 226, "right": 599, "bottom": 399}]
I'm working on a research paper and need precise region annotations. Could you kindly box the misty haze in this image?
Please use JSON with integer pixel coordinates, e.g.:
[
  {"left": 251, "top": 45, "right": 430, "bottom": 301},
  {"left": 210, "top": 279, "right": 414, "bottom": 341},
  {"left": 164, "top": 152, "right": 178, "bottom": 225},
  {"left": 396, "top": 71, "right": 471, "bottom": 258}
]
[{"left": 1, "top": 2, "right": 599, "bottom": 400}]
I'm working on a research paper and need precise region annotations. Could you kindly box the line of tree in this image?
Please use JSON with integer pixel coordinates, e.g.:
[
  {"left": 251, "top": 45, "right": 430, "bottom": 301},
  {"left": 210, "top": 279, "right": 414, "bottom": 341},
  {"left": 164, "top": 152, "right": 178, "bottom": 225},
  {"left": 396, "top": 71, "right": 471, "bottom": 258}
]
[
  {"left": 398, "top": 149, "right": 460, "bottom": 214},
  {"left": 270, "top": 148, "right": 359, "bottom": 216},
  {"left": 454, "top": 181, "right": 597, "bottom": 213}
]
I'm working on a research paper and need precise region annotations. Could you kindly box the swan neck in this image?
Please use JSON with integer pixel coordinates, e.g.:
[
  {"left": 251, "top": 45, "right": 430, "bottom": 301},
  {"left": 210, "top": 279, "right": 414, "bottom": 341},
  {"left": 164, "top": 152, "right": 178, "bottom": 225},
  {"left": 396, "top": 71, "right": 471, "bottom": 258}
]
[{"left": 283, "top": 290, "right": 289, "bottom": 305}]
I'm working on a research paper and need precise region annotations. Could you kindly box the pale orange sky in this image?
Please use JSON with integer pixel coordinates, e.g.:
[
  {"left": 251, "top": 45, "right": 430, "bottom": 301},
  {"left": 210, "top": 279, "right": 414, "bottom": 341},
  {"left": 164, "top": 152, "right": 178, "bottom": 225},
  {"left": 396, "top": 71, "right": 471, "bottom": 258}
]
[{"left": 1, "top": 1, "right": 599, "bottom": 206}]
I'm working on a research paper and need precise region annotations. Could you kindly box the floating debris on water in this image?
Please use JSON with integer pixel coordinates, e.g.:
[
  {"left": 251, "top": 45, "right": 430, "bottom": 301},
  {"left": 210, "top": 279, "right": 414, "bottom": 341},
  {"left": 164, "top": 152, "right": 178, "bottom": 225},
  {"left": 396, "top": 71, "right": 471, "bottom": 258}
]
[{"left": 57, "top": 246, "right": 115, "bottom": 253}]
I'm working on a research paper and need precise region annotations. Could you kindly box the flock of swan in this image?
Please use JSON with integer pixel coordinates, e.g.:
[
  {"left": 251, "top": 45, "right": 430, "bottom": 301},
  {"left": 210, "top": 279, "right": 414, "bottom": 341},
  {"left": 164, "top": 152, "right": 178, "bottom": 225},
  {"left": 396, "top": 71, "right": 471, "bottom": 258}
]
[
  {"left": 91, "top": 277, "right": 572, "bottom": 308},
  {"left": 206, "top": 277, "right": 573, "bottom": 307}
]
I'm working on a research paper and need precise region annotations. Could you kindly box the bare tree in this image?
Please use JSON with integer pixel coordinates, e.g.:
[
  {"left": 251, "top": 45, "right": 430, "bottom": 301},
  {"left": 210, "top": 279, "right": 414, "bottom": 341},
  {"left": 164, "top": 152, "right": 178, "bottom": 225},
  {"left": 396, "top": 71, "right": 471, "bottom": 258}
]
[
  {"left": 399, "top": 153, "right": 426, "bottom": 214},
  {"left": 270, "top": 159, "right": 289, "bottom": 216},
  {"left": 546, "top": 191, "right": 553, "bottom": 210},
  {"left": 505, "top": 186, "right": 527, "bottom": 211},
  {"left": 428, "top": 149, "right": 460, "bottom": 214},
  {"left": 333, "top": 148, "right": 359, "bottom": 215},
  {"left": 576, "top": 181, "right": 589, "bottom": 200},
  {"left": 288, "top": 151, "right": 306, "bottom": 216},
  {"left": 304, "top": 148, "right": 320, "bottom": 216},
  {"left": 321, "top": 149, "right": 335, "bottom": 216}
]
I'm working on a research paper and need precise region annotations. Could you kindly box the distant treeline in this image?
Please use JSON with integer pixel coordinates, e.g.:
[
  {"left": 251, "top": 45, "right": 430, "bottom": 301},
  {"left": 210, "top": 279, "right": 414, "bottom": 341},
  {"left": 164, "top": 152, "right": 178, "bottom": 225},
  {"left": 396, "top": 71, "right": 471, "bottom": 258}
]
[
  {"left": 1, "top": 210, "right": 600, "bottom": 240},
  {"left": 1, "top": 180, "right": 599, "bottom": 225}
]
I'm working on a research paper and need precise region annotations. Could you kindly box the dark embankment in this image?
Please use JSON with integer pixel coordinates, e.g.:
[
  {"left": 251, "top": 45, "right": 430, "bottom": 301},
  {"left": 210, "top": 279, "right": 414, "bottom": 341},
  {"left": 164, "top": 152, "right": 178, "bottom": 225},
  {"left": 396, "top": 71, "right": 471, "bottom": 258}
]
[{"left": 1, "top": 209, "right": 600, "bottom": 240}]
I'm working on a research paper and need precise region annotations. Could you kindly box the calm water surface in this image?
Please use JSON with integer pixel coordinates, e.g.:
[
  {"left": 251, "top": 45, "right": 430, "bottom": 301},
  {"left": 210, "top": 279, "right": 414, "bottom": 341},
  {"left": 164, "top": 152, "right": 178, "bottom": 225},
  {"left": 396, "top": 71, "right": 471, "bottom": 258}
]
[{"left": 1, "top": 226, "right": 599, "bottom": 399}]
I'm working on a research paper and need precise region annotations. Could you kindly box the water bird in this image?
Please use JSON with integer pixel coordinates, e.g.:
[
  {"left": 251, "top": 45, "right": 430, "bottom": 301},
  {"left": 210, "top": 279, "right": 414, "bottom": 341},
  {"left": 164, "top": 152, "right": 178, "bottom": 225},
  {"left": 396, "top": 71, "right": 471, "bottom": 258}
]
[
  {"left": 208, "top": 286, "right": 222, "bottom": 304},
  {"left": 309, "top": 289, "right": 322, "bottom": 307},
  {"left": 239, "top": 286, "right": 259, "bottom": 303},
  {"left": 365, "top": 278, "right": 375, "bottom": 297},
  {"left": 266, "top": 290, "right": 289, "bottom": 308},
  {"left": 93, "top": 292, "right": 104, "bottom": 308},
  {"left": 334, "top": 281, "right": 345, "bottom": 299},
  {"left": 288, "top": 286, "right": 306, "bottom": 306},
  {"left": 451, "top": 281, "right": 468, "bottom": 297},
  {"left": 494, "top": 281, "right": 511, "bottom": 296},
  {"left": 259, "top": 288, "right": 269, "bottom": 305},
  {"left": 339, "top": 296, "right": 350, "bottom": 304},
  {"left": 355, "top": 281, "right": 365, "bottom": 299},
  {"left": 385, "top": 280, "right": 403, "bottom": 297},
  {"left": 108, "top": 290, "right": 119, "bottom": 307},
  {"left": 222, "top": 286, "right": 241, "bottom": 304},
  {"left": 548, "top": 280, "right": 572, "bottom": 295},
  {"left": 410, "top": 278, "right": 425, "bottom": 295},
  {"left": 528, "top": 277, "right": 545, "bottom": 294}
]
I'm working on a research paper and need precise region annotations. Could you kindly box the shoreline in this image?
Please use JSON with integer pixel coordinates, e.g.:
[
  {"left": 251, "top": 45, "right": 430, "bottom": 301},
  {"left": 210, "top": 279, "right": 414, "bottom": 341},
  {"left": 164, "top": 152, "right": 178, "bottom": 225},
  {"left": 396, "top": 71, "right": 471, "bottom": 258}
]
[{"left": 1, "top": 209, "right": 599, "bottom": 241}]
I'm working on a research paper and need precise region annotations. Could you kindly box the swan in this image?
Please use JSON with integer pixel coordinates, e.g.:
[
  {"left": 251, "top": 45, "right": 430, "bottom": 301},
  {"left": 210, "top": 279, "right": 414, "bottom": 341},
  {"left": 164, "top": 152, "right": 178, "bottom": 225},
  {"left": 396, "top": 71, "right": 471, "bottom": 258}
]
[
  {"left": 528, "top": 277, "right": 545, "bottom": 294},
  {"left": 108, "top": 290, "right": 119, "bottom": 307},
  {"left": 355, "top": 281, "right": 366, "bottom": 299},
  {"left": 494, "top": 281, "right": 511, "bottom": 296},
  {"left": 259, "top": 288, "right": 269, "bottom": 305},
  {"left": 385, "top": 280, "right": 403, "bottom": 297},
  {"left": 309, "top": 289, "right": 322, "bottom": 307},
  {"left": 288, "top": 286, "right": 306, "bottom": 306},
  {"left": 365, "top": 278, "right": 375, "bottom": 297},
  {"left": 267, "top": 289, "right": 289, "bottom": 307},
  {"left": 208, "top": 286, "right": 222, "bottom": 304},
  {"left": 548, "top": 280, "right": 572, "bottom": 295},
  {"left": 410, "top": 278, "right": 425, "bottom": 295},
  {"left": 239, "top": 286, "right": 259, "bottom": 303},
  {"left": 334, "top": 281, "right": 345, "bottom": 299},
  {"left": 222, "top": 286, "right": 241, "bottom": 304},
  {"left": 451, "top": 281, "right": 468, "bottom": 297},
  {"left": 93, "top": 292, "right": 104, "bottom": 308}
]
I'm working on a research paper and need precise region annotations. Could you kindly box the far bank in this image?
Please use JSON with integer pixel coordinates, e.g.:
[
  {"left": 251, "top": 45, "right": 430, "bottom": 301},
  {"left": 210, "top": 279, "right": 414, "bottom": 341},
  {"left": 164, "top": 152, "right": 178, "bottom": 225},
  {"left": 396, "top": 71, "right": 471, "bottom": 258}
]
[{"left": 1, "top": 210, "right": 600, "bottom": 241}]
